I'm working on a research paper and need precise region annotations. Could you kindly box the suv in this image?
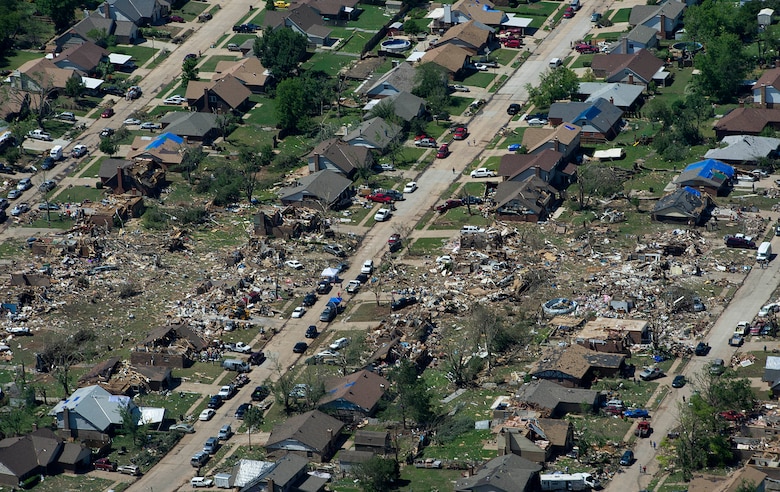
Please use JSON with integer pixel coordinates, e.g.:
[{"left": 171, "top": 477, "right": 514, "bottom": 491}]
[
  {"left": 190, "top": 451, "right": 209, "bottom": 467},
  {"left": 619, "top": 450, "right": 634, "bottom": 466},
  {"left": 320, "top": 303, "right": 337, "bottom": 322},
  {"left": 694, "top": 342, "right": 710, "bottom": 356},
  {"left": 507, "top": 103, "right": 522, "bottom": 115},
  {"left": 251, "top": 385, "right": 270, "bottom": 401},
  {"left": 305, "top": 325, "right": 318, "bottom": 338},
  {"left": 323, "top": 244, "right": 346, "bottom": 257},
  {"left": 117, "top": 465, "right": 141, "bottom": 476},
  {"left": 203, "top": 436, "right": 219, "bottom": 454},
  {"left": 471, "top": 168, "right": 496, "bottom": 178},
  {"left": 302, "top": 293, "right": 317, "bottom": 306},
  {"left": 710, "top": 358, "right": 726, "bottom": 375},
  {"left": 316, "top": 280, "right": 332, "bottom": 294},
  {"left": 725, "top": 234, "right": 756, "bottom": 249}
]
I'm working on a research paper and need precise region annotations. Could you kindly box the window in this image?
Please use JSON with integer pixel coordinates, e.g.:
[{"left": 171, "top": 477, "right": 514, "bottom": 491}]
[{"left": 209, "top": 95, "right": 217, "bottom": 103}]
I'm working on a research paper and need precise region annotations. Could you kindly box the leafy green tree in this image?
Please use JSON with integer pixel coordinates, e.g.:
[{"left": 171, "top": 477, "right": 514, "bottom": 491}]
[
  {"left": 181, "top": 56, "right": 199, "bottom": 82},
  {"left": 369, "top": 99, "right": 398, "bottom": 123},
  {"left": 683, "top": 0, "right": 746, "bottom": 44},
  {"left": 37, "top": 0, "right": 80, "bottom": 32},
  {"left": 87, "top": 27, "right": 115, "bottom": 48},
  {"left": 64, "top": 76, "right": 83, "bottom": 98},
  {"left": 413, "top": 62, "right": 450, "bottom": 111},
  {"left": 694, "top": 33, "right": 748, "bottom": 102},
  {"left": 575, "top": 163, "right": 623, "bottom": 209},
  {"left": 390, "top": 359, "right": 435, "bottom": 427},
  {"left": 95, "top": 59, "right": 114, "bottom": 80},
  {"left": 301, "top": 70, "right": 335, "bottom": 116},
  {"left": 275, "top": 77, "right": 309, "bottom": 133},
  {"left": 265, "top": 0, "right": 276, "bottom": 10},
  {"left": 253, "top": 28, "right": 308, "bottom": 78},
  {"left": 99, "top": 137, "right": 118, "bottom": 156},
  {"left": 525, "top": 66, "right": 580, "bottom": 108},
  {"left": 180, "top": 146, "right": 205, "bottom": 183},
  {"left": 403, "top": 18, "right": 425, "bottom": 35},
  {"left": 351, "top": 457, "right": 399, "bottom": 492},
  {"left": 0, "top": 0, "right": 31, "bottom": 58},
  {"left": 243, "top": 406, "right": 264, "bottom": 449},
  {"left": 119, "top": 402, "right": 144, "bottom": 447}
]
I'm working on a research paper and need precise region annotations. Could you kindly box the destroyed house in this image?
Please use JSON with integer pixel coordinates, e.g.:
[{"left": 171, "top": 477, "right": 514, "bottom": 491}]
[
  {"left": 530, "top": 344, "right": 626, "bottom": 388},
  {"left": 575, "top": 317, "right": 650, "bottom": 354},
  {"left": 130, "top": 323, "right": 205, "bottom": 368},
  {"left": 98, "top": 158, "right": 166, "bottom": 197},
  {"left": 493, "top": 176, "right": 558, "bottom": 223},
  {"left": 496, "top": 418, "right": 574, "bottom": 463},
  {"left": 353, "top": 430, "right": 391, "bottom": 455},
  {"left": 317, "top": 370, "right": 389, "bottom": 422},
  {"left": 514, "top": 380, "right": 603, "bottom": 417},
  {"left": 652, "top": 187, "right": 712, "bottom": 225},
  {"left": 79, "top": 357, "right": 122, "bottom": 386}
]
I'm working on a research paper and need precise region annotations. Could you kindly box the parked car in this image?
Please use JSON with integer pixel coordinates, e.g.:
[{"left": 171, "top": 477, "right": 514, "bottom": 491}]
[
  {"left": 163, "top": 95, "right": 186, "bottom": 105},
  {"left": 623, "top": 408, "right": 650, "bottom": 418},
  {"left": 168, "top": 14, "right": 185, "bottom": 22},
  {"left": 217, "top": 385, "right": 235, "bottom": 399},
  {"left": 100, "top": 128, "right": 114, "bottom": 138},
  {"left": 199, "top": 409, "right": 215, "bottom": 421},
  {"left": 729, "top": 334, "right": 744, "bottom": 346},
  {"left": 507, "top": 103, "right": 522, "bottom": 115},
  {"left": 710, "top": 358, "right": 726, "bottom": 375},
  {"left": 694, "top": 342, "right": 710, "bottom": 356},
  {"left": 391, "top": 296, "right": 417, "bottom": 311},
  {"left": 293, "top": 342, "right": 308, "bottom": 353},
  {"left": 403, "top": 182, "right": 418, "bottom": 193},
  {"left": 527, "top": 117, "right": 548, "bottom": 126},
  {"left": 40, "top": 157, "right": 55, "bottom": 170},
  {"left": 190, "top": 451, "right": 209, "bottom": 467},
  {"left": 316, "top": 281, "right": 331, "bottom": 294},
  {"left": 436, "top": 144, "right": 450, "bottom": 159},
  {"left": 251, "top": 385, "right": 270, "bottom": 401},
  {"left": 374, "top": 208, "right": 391, "bottom": 222},
  {"left": 292, "top": 306, "right": 306, "bottom": 318},
  {"left": 379, "top": 163, "right": 395, "bottom": 171},
  {"left": 367, "top": 193, "right": 394, "bottom": 203},
  {"left": 671, "top": 375, "right": 686, "bottom": 388},
  {"left": 503, "top": 38, "right": 522, "bottom": 48},
  {"left": 218, "top": 424, "right": 233, "bottom": 440},
  {"left": 323, "top": 244, "right": 346, "bottom": 257},
  {"left": 235, "top": 403, "right": 251, "bottom": 418},
  {"left": 11, "top": 203, "right": 29, "bottom": 216},
  {"left": 71, "top": 144, "right": 88, "bottom": 158},
  {"left": 330, "top": 337, "right": 350, "bottom": 350},
  {"left": 639, "top": 366, "right": 663, "bottom": 381},
  {"left": 434, "top": 199, "right": 463, "bottom": 213},
  {"left": 38, "top": 203, "right": 60, "bottom": 210},
  {"left": 563, "top": 7, "right": 574, "bottom": 17},
  {"left": 346, "top": 280, "right": 361, "bottom": 293},
  {"left": 474, "top": 63, "right": 489, "bottom": 71},
  {"left": 302, "top": 293, "right": 317, "bottom": 306},
  {"left": 471, "top": 168, "right": 496, "bottom": 178},
  {"left": 184, "top": 53, "right": 198, "bottom": 61},
  {"left": 101, "top": 108, "right": 114, "bottom": 118},
  {"left": 285, "top": 260, "right": 303, "bottom": 269},
  {"left": 591, "top": 12, "right": 602, "bottom": 22},
  {"left": 117, "top": 465, "right": 140, "bottom": 476},
  {"left": 320, "top": 304, "right": 337, "bottom": 322},
  {"left": 305, "top": 325, "right": 318, "bottom": 338},
  {"left": 724, "top": 234, "right": 756, "bottom": 249},
  {"left": 361, "top": 260, "right": 374, "bottom": 274},
  {"left": 719, "top": 410, "right": 746, "bottom": 421},
  {"left": 17, "top": 178, "right": 32, "bottom": 191},
  {"left": 169, "top": 423, "right": 196, "bottom": 433},
  {"left": 452, "top": 127, "right": 468, "bottom": 140},
  {"left": 39, "top": 180, "right": 56, "bottom": 192},
  {"left": 7, "top": 189, "right": 22, "bottom": 199},
  {"left": 451, "top": 84, "right": 470, "bottom": 92},
  {"left": 692, "top": 297, "right": 706, "bottom": 312},
  {"left": 619, "top": 450, "right": 634, "bottom": 466},
  {"left": 207, "top": 395, "right": 223, "bottom": 409},
  {"left": 140, "top": 122, "right": 162, "bottom": 130},
  {"left": 93, "top": 458, "right": 117, "bottom": 471},
  {"left": 388, "top": 233, "right": 401, "bottom": 246}
]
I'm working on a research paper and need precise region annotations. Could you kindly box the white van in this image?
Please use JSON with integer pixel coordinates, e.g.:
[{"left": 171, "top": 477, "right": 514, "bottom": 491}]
[
  {"left": 757, "top": 241, "right": 772, "bottom": 262},
  {"left": 549, "top": 58, "right": 563, "bottom": 68},
  {"left": 461, "top": 225, "right": 486, "bottom": 234},
  {"left": 50, "top": 145, "right": 63, "bottom": 161}
]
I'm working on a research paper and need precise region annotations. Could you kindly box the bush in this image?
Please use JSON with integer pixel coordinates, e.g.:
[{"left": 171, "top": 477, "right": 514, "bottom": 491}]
[
  {"left": 119, "top": 281, "right": 138, "bottom": 298},
  {"left": 434, "top": 415, "right": 475, "bottom": 444},
  {"left": 142, "top": 206, "right": 169, "bottom": 230},
  {"left": 178, "top": 206, "right": 207, "bottom": 225}
]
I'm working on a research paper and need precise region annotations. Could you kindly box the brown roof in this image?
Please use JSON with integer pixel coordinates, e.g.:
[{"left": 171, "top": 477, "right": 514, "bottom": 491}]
[
  {"left": 493, "top": 175, "right": 556, "bottom": 212},
  {"left": 133, "top": 365, "right": 172, "bottom": 382},
  {"left": 437, "top": 20, "right": 491, "bottom": 53},
  {"left": 688, "top": 476, "right": 727, "bottom": 492},
  {"left": 714, "top": 107, "right": 780, "bottom": 134},
  {"left": 308, "top": 137, "right": 371, "bottom": 174},
  {"left": 55, "top": 41, "right": 108, "bottom": 72},
  {"left": 422, "top": 44, "right": 470, "bottom": 74},
  {"left": 535, "top": 419, "right": 570, "bottom": 447},
  {"left": 265, "top": 410, "right": 344, "bottom": 453},
  {"left": 353, "top": 430, "right": 389, "bottom": 447},
  {"left": 754, "top": 68, "right": 780, "bottom": 90},
  {"left": 531, "top": 343, "right": 624, "bottom": 380},
  {"left": 184, "top": 80, "right": 210, "bottom": 100},
  {"left": 522, "top": 123, "right": 581, "bottom": 153},
  {"left": 214, "top": 57, "right": 270, "bottom": 88},
  {"left": 498, "top": 148, "right": 562, "bottom": 180},
  {"left": 295, "top": 0, "right": 359, "bottom": 17},
  {"left": 455, "top": 0, "right": 505, "bottom": 25},
  {"left": 209, "top": 74, "right": 252, "bottom": 108},
  {"left": 79, "top": 356, "right": 121, "bottom": 383},
  {"left": 725, "top": 467, "right": 767, "bottom": 492},
  {"left": 591, "top": 49, "right": 663, "bottom": 83},
  {"left": 17, "top": 57, "right": 78, "bottom": 89},
  {"left": 318, "top": 370, "right": 389, "bottom": 412}
]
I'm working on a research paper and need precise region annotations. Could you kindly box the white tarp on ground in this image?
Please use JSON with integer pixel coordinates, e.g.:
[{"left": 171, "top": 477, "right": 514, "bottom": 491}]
[
  {"left": 502, "top": 14, "right": 533, "bottom": 28},
  {"left": 594, "top": 148, "right": 625, "bottom": 160},
  {"left": 108, "top": 53, "right": 133, "bottom": 65},
  {"left": 137, "top": 406, "right": 165, "bottom": 425}
]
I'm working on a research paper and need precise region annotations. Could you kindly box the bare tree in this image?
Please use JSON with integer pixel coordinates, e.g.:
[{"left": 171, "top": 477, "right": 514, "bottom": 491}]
[
  {"left": 440, "top": 325, "right": 480, "bottom": 388},
  {"left": 2, "top": 69, "right": 58, "bottom": 124},
  {"left": 471, "top": 305, "right": 502, "bottom": 374},
  {"left": 269, "top": 355, "right": 296, "bottom": 413}
]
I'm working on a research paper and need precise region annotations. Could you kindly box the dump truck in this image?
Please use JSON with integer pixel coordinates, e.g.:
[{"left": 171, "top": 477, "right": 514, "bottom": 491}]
[{"left": 635, "top": 419, "right": 652, "bottom": 438}]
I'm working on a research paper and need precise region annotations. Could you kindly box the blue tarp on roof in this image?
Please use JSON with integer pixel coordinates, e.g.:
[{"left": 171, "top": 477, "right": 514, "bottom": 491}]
[
  {"left": 482, "top": 4, "right": 501, "bottom": 11},
  {"left": 683, "top": 159, "right": 735, "bottom": 178},
  {"left": 682, "top": 186, "right": 702, "bottom": 197},
  {"left": 145, "top": 132, "right": 183, "bottom": 150},
  {"left": 575, "top": 105, "right": 602, "bottom": 123}
]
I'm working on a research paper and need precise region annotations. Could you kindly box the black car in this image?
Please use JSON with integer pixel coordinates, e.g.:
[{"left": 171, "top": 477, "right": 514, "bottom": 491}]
[
  {"left": 100, "top": 128, "right": 114, "bottom": 138},
  {"left": 671, "top": 375, "right": 686, "bottom": 388},
  {"left": 183, "top": 53, "right": 198, "bottom": 61},
  {"left": 235, "top": 403, "right": 250, "bottom": 419},
  {"left": 249, "top": 351, "right": 265, "bottom": 365},
  {"left": 40, "top": 157, "right": 55, "bottom": 170},
  {"left": 293, "top": 342, "right": 308, "bottom": 353},
  {"left": 0, "top": 198, "right": 9, "bottom": 210},
  {"left": 302, "top": 293, "right": 317, "bottom": 306},
  {"left": 207, "top": 395, "right": 223, "bottom": 409},
  {"left": 507, "top": 103, "right": 522, "bottom": 115},
  {"left": 251, "top": 385, "right": 270, "bottom": 401},
  {"left": 692, "top": 297, "right": 705, "bottom": 312},
  {"left": 694, "top": 342, "right": 710, "bottom": 356},
  {"left": 391, "top": 296, "right": 417, "bottom": 311},
  {"left": 305, "top": 325, "right": 318, "bottom": 338},
  {"left": 356, "top": 273, "right": 369, "bottom": 284},
  {"left": 0, "top": 164, "right": 15, "bottom": 175},
  {"left": 462, "top": 195, "right": 483, "bottom": 205},
  {"left": 316, "top": 281, "right": 332, "bottom": 294}
]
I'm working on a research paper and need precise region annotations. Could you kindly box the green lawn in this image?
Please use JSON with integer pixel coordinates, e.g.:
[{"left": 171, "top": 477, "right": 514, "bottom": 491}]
[
  {"left": 500, "top": 2, "right": 559, "bottom": 18},
  {"left": 147, "top": 105, "right": 187, "bottom": 118},
  {"left": 488, "top": 48, "right": 518, "bottom": 66},
  {"left": 408, "top": 237, "right": 450, "bottom": 255},
  {"left": 244, "top": 96, "right": 279, "bottom": 126},
  {"left": 173, "top": 0, "right": 209, "bottom": 21},
  {"left": 429, "top": 206, "right": 491, "bottom": 230},
  {"left": 448, "top": 95, "right": 473, "bottom": 116},
  {"left": 112, "top": 45, "right": 158, "bottom": 66},
  {"left": 75, "top": 155, "right": 107, "bottom": 176},
  {"left": 301, "top": 52, "right": 354, "bottom": 76},
  {"left": 0, "top": 50, "right": 43, "bottom": 70},
  {"left": 336, "top": 29, "right": 374, "bottom": 54},
  {"left": 352, "top": 4, "right": 393, "bottom": 30},
  {"left": 611, "top": 7, "right": 632, "bottom": 23},
  {"left": 570, "top": 54, "right": 594, "bottom": 68},
  {"left": 200, "top": 54, "right": 240, "bottom": 72},
  {"left": 227, "top": 125, "right": 276, "bottom": 149},
  {"left": 461, "top": 71, "right": 496, "bottom": 88},
  {"left": 228, "top": 33, "right": 258, "bottom": 47}
]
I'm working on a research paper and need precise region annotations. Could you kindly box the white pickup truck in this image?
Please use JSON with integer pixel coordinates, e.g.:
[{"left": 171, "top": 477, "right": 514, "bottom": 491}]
[
  {"left": 191, "top": 477, "right": 214, "bottom": 488},
  {"left": 27, "top": 129, "right": 52, "bottom": 141},
  {"left": 470, "top": 167, "right": 496, "bottom": 178}
]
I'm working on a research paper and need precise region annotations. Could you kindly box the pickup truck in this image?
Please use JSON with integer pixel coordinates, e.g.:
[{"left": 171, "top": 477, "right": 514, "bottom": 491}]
[
  {"left": 470, "top": 168, "right": 496, "bottom": 178},
  {"left": 93, "top": 458, "right": 117, "bottom": 471},
  {"left": 27, "top": 129, "right": 52, "bottom": 141},
  {"left": 191, "top": 477, "right": 214, "bottom": 488}
]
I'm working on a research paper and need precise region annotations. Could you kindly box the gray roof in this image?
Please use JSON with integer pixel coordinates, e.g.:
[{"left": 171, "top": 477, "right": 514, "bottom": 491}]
[
  {"left": 455, "top": 454, "right": 541, "bottom": 492},
  {"left": 233, "top": 459, "right": 276, "bottom": 487},
  {"left": 261, "top": 454, "right": 309, "bottom": 487},
  {"left": 514, "top": 380, "right": 600, "bottom": 411},
  {"left": 72, "top": 13, "right": 115, "bottom": 40},
  {"left": 629, "top": 1, "right": 685, "bottom": 26},
  {"left": 339, "top": 450, "right": 374, "bottom": 463},
  {"left": 159, "top": 111, "right": 218, "bottom": 138},
  {"left": 549, "top": 97, "right": 623, "bottom": 134},
  {"left": 278, "top": 169, "right": 353, "bottom": 206},
  {"left": 98, "top": 158, "right": 133, "bottom": 179},
  {"left": 387, "top": 91, "right": 425, "bottom": 121},
  {"left": 114, "top": 20, "right": 136, "bottom": 37},
  {"left": 652, "top": 187, "right": 707, "bottom": 219},
  {"left": 265, "top": 410, "right": 344, "bottom": 454},
  {"left": 359, "top": 61, "right": 418, "bottom": 96},
  {"left": 49, "top": 385, "right": 139, "bottom": 432},
  {"left": 343, "top": 117, "right": 402, "bottom": 149},
  {"left": 704, "top": 135, "right": 780, "bottom": 162},
  {"left": 626, "top": 24, "right": 658, "bottom": 45},
  {"left": 578, "top": 82, "right": 645, "bottom": 108},
  {"left": 109, "top": 0, "right": 160, "bottom": 22}
]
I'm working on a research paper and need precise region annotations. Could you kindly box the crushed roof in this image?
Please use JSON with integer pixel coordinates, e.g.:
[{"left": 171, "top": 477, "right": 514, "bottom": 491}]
[{"left": 704, "top": 134, "right": 780, "bottom": 162}]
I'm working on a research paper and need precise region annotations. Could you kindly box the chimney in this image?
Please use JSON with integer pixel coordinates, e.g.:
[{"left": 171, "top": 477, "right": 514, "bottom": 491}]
[
  {"left": 610, "top": 97, "right": 614, "bottom": 105},
  {"left": 762, "top": 84, "right": 768, "bottom": 108},
  {"left": 102, "top": 2, "right": 110, "bottom": 19},
  {"left": 203, "top": 87, "right": 210, "bottom": 112},
  {"left": 117, "top": 165, "right": 124, "bottom": 193},
  {"left": 621, "top": 37, "right": 628, "bottom": 54},
  {"left": 314, "top": 153, "right": 320, "bottom": 172},
  {"left": 628, "top": 74, "right": 634, "bottom": 85},
  {"left": 63, "top": 407, "right": 70, "bottom": 431},
  {"left": 535, "top": 166, "right": 540, "bottom": 178},
  {"left": 659, "top": 14, "right": 666, "bottom": 39},
  {"left": 554, "top": 136, "right": 560, "bottom": 152}
]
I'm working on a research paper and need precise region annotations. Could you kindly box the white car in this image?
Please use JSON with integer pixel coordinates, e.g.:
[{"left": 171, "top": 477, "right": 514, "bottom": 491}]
[
  {"left": 436, "top": 255, "right": 453, "bottom": 264},
  {"left": 292, "top": 306, "right": 306, "bottom": 318},
  {"left": 403, "top": 182, "right": 418, "bottom": 193},
  {"left": 140, "top": 122, "right": 162, "bottom": 130},
  {"left": 451, "top": 84, "right": 470, "bottom": 92},
  {"left": 122, "top": 118, "right": 141, "bottom": 126},
  {"left": 470, "top": 168, "right": 496, "bottom": 178},
  {"left": 760, "top": 304, "right": 778, "bottom": 317},
  {"left": 527, "top": 117, "right": 548, "bottom": 126},
  {"left": 361, "top": 260, "right": 374, "bottom": 274},
  {"left": 346, "top": 280, "right": 361, "bottom": 293},
  {"left": 285, "top": 260, "right": 303, "bottom": 269},
  {"left": 199, "top": 409, "right": 216, "bottom": 421},
  {"left": 316, "top": 350, "right": 340, "bottom": 358},
  {"left": 379, "top": 163, "right": 395, "bottom": 171},
  {"left": 374, "top": 208, "right": 391, "bottom": 222},
  {"left": 330, "top": 337, "right": 350, "bottom": 350},
  {"left": 474, "top": 63, "right": 489, "bottom": 71},
  {"left": 71, "top": 144, "right": 88, "bottom": 158},
  {"left": 191, "top": 477, "right": 213, "bottom": 488},
  {"left": 164, "top": 95, "right": 186, "bottom": 105},
  {"left": 233, "top": 342, "right": 252, "bottom": 353},
  {"left": 217, "top": 385, "right": 235, "bottom": 399}
]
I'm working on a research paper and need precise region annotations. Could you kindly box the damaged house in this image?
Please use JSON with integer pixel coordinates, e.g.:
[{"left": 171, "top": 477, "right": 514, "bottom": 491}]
[
  {"left": 98, "top": 158, "right": 166, "bottom": 197},
  {"left": 49, "top": 385, "right": 141, "bottom": 440},
  {"left": 317, "top": 370, "right": 390, "bottom": 422},
  {"left": 492, "top": 175, "right": 559, "bottom": 223},
  {"left": 264, "top": 410, "right": 344, "bottom": 462},
  {"left": 495, "top": 418, "right": 574, "bottom": 463},
  {"left": 676, "top": 159, "right": 734, "bottom": 196},
  {"left": 130, "top": 323, "right": 206, "bottom": 368},
  {"left": 575, "top": 317, "right": 650, "bottom": 354},
  {"left": 513, "top": 380, "right": 604, "bottom": 417},
  {"left": 652, "top": 186, "right": 712, "bottom": 225}
]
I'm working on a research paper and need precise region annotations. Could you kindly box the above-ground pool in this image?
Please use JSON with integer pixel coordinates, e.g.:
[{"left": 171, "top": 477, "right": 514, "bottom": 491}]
[
  {"left": 671, "top": 41, "right": 703, "bottom": 53},
  {"left": 381, "top": 38, "right": 411, "bottom": 53}
]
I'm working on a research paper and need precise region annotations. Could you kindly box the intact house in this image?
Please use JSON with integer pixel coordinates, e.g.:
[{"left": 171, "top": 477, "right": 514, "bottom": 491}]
[
  {"left": 159, "top": 112, "right": 220, "bottom": 144},
  {"left": 357, "top": 61, "right": 417, "bottom": 99},
  {"left": 530, "top": 343, "right": 626, "bottom": 388},
  {"left": 297, "top": 0, "right": 361, "bottom": 22},
  {"left": 704, "top": 135, "right": 780, "bottom": 166},
  {"left": 353, "top": 430, "right": 392, "bottom": 455},
  {"left": 652, "top": 186, "right": 712, "bottom": 226},
  {"left": 264, "top": 410, "right": 344, "bottom": 462},
  {"left": 714, "top": 108, "right": 780, "bottom": 139},
  {"left": 185, "top": 74, "right": 252, "bottom": 114},
  {"left": 590, "top": 49, "right": 669, "bottom": 88},
  {"left": 576, "top": 82, "right": 645, "bottom": 112},
  {"left": 307, "top": 138, "right": 374, "bottom": 177},
  {"left": 493, "top": 176, "right": 559, "bottom": 223},
  {"left": 548, "top": 97, "right": 623, "bottom": 142},
  {"left": 263, "top": 5, "right": 333, "bottom": 47},
  {"left": 753, "top": 68, "right": 780, "bottom": 108},
  {"left": 342, "top": 117, "right": 402, "bottom": 151},
  {"left": 279, "top": 169, "right": 354, "bottom": 209},
  {"left": 495, "top": 418, "right": 574, "bottom": 463},
  {"left": 522, "top": 123, "right": 581, "bottom": 163},
  {"left": 101, "top": 0, "right": 170, "bottom": 26},
  {"left": 49, "top": 385, "right": 141, "bottom": 440},
  {"left": 54, "top": 12, "right": 139, "bottom": 50},
  {"left": 98, "top": 158, "right": 166, "bottom": 197},
  {"left": 451, "top": 0, "right": 509, "bottom": 29},
  {"left": 0, "top": 429, "right": 91, "bottom": 487},
  {"left": 435, "top": 20, "right": 495, "bottom": 55},
  {"left": 628, "top": 0, "right": 685, "bottom": 39},
  {"left": 676, "top": 159, "right": 735, "bottom": 196},
  {"left": 421, "top": 44, "right": 473, "bottom": 80},
  {"left": 213, "top": 57, "right": 272, "bottom": 94},
  {"left": 764, "top": 356, "right": 780, "bottom": 397},
  {"left": 514, "top": 380, "right": 605, "bottom": 417},
  {"left": 317, "top": 369, "right": 390, "bottom": 422},
  {"left": 363, "top": 91, "right": 426, "bottom": 122},
  {"left": 498, "top": 148, "right": 566, "bottom": 187},
  {"left": 607, "top": 26, "right": 659, "bottom": 54},
  {"left": 575, "top": 317, "right": 651, "bottom": 354},
  {"left": 455, "top": 454, "right": 542, "bottom": 492},
  {"left": 10, "top": 58, "right": 82, "bottom": 95},
  {"left": 51, "top": 41, "right": 108, "bottom": 74}
]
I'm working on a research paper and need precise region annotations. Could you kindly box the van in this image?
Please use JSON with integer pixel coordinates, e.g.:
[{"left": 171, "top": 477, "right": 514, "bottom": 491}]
[
  {"left": 227, "top": 43, "right": 240, "bottom": 51},
  {"left": 757, "top": 241, "right": 772, "bottom": 262},
  {"left": 570, "top": 0, "right": 581, "bottom": 10},
  {"left": 222, "top": 359, "right": 251, "bottom": 372},
  {"left": 549, "top": 58, "right": 562, "bottom": 68},
  {"left": 49, "top": 145, "right": 63, "bottom": 161},
  {"left": 203, "top": 437, "right": 219, "bottom": 454}
]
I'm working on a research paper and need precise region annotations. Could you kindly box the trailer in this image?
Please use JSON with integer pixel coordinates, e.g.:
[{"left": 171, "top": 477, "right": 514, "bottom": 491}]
[
  {"left": 214, "top": 473, "right": 234, "bottom": 489},
  {"left": 540, "top": 472, "right": 600, "bottom": 491}
]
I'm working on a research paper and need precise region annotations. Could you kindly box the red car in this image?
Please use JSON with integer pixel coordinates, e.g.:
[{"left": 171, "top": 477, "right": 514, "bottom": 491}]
[
  {"left": 168, "top": 15, "right": 185, "bottom": 22},
  {"left": 575, "top": 43, "right": 599, "bottom": 54},
  {"left": 503, "top": 39, "right": 522, "bottom": 48},
  {"left": 719, "top": 410, "right": 746, "bottom": 421},
  {"left": 93, "top": 458, "right": 117, "bottom": 471},
  {"left": 436, "top": 144, "right": 450, "bottom": 159},
  {"left": 367, "top": 193, "right": 393, "bottom": 203},
  {"left": 453, "top": 127, "right": 468, "bottom": 140},
  {"left": 563, "top": 7, "right": 574, "bottom": 18},
  {"left": 101, "top": 108, "right": 114, "bottom": 118},
  {"left": 434, "top": 199, "right": 463, "bottom": 213},
  {"left": 388, "top": 233, "right": 401, "bottom": 245}
]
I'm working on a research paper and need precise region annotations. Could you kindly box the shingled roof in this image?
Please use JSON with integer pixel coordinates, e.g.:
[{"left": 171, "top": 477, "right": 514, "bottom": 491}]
[
  {"left": 265, "top": 410, "right": 344, "bottom": 454},
  {"left": 531, "top": 343, "right": 624, "bottom": 380},
  {"left": 455, "top": 454, "right": 541, "bottom": 491},
  {"left": 318, "top": 370, "right": 389, "bottom": 413}
]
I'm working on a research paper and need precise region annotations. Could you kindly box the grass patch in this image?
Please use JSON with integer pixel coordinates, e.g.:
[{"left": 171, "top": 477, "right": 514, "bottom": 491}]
[
  {"left": 570, "top": 53, "right": 594, "bottom": 68},
  {"left": 611, "top": 7, "right": 631, "bottom": 23},
  {"left": 112, "top": 45, "right": 158, "bottom": 66},
  {"left": 248, "top": 10, "right": 267, "bottom": 26},
  {"left": 0, "top": 50, "right": 44, "bottom": 71},
  {"left": 448, "top": 96, "right": 473, "bottom": 117},
  {"left": 335, "top": 29, "right": 373, "bottom": 53},
  {"left": 346, "top": 301, "right": 392, "bottom": 321},
  {"left": 489, "top": 74, "right": 509, "bottom": 92},
  {"left": 200, "top": 55, "right": 240, "bottom": 72},
  {"left": 415, "top": 210, "right": 436, "bottom": 230},
  {"left": 32, "top": 473, "right": 115, "bottom": 492},
  {"left": 56, "top": 184, "right": 105, "bottom": 203},
  {"left": 460, "top": 71, "right": 496, "bottom": 88},
  {"left": 488, "top": 48, "right": 518, "bottom": 66},
  {"left": 244, "top": 96, "right": 279, "bottom": 126},
  {"left": 174, "top": 0, "right": 209, "bottom": 21},
  {"left": 228, "top": 33, "right": 258, "bottom": 47},
  {"left": 147, "top": 105, "right": 187, "bottom": 118},
  {"left": 301, "top": 52, "right": 354, "bottom": 76},
  {"left": 500, "top": 2, "right": 559, "bottom": 18},
  {"left": 352, "top": 4, "right": 393, "bottom": 30},
  {"left": 423, "top": 429, "right": 495, "bottom": 460},
  {"left": 408, "top": 236, "right": 450, "bottom": 255},
  {"left": 428, "top": 206, "right": 491, "bottom": 230},
  {"left": 23, "top": 214, "right": 77, "bottom": 229},
  {"left": 146, "top": 48, "right": 170, "bottom": 69}
]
